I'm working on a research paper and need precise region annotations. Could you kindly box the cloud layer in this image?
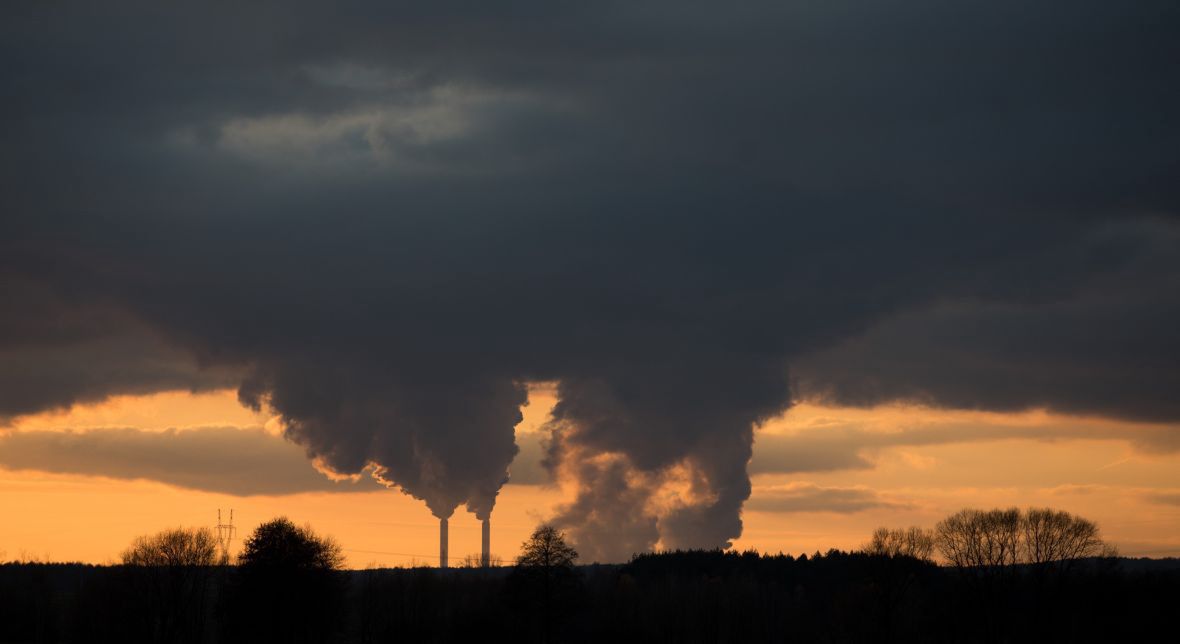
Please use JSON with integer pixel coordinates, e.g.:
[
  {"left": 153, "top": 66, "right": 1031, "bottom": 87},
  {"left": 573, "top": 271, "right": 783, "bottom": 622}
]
[
  {"left": 745, "top": 483, "right": 904, "bottom": 515},
  {"left": 750, "top": 410, "right": 1180, "bottom": 476},
  {"left": 0, "top": 427, "right": 381, "bottom": 495}
]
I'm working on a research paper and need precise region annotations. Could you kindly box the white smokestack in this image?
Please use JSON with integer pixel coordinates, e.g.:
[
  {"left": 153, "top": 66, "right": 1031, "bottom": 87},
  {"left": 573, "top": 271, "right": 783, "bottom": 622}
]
[
  {"left": 439, "top": 517, "right": 449, "bottom": 569},
  {"left": 481, "top": 517, "right": 490, "bottom": 568}
]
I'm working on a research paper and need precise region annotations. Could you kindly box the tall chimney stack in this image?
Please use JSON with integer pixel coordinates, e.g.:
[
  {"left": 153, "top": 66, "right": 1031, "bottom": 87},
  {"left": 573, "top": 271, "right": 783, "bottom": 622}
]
[
  {"left": 481, "top": 517, "right": 491, "bottom": 568},
  {"left": 439, "top": 518, "right": 449, "bottom": 569}
]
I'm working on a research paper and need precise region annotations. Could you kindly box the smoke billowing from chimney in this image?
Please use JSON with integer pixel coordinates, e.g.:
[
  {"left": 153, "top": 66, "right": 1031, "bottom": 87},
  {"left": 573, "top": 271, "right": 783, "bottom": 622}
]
[
  {"left": 544, "top": 359, "right": 789, "bottom": 562},
  {"left": 238, "top": 370, "right": 525, "bottom": 524}
]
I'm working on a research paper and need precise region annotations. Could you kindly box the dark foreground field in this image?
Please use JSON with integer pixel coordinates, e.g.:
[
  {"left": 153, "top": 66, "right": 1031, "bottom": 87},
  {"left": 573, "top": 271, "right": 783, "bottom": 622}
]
[{"left": 1, "top": 550, "right": 1177, "bottom": 644}]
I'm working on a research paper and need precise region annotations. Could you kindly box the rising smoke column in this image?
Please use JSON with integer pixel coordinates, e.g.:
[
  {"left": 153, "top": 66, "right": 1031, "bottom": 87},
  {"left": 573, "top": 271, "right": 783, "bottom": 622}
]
[
  {"left": 239, "top": 360, "right": 525, "bottom": 521},
  {"left": 545, "top": 354, "right": 791, "bottom": 562}
]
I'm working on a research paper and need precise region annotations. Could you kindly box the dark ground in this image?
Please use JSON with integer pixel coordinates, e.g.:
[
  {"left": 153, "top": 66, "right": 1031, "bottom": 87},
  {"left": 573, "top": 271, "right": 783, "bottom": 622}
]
[{"left": 1, "top": 551, "right": 1177, "bottom": 643}]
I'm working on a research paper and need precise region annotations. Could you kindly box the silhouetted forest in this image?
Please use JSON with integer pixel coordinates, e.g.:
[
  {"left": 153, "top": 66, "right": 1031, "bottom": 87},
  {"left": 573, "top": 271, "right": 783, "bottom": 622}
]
[{"left": 1, "top": 551, "right": 1177, "bottom": 643}]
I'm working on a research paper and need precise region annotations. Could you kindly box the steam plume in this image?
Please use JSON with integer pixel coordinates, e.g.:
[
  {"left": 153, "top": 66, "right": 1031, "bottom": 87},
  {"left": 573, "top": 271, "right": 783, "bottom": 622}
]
[
  {"left": 545, "top": 359, "right": 788, "bottom": 561},
  {"left": 240, "top": 366, "right": 524, "bottom": 521}
]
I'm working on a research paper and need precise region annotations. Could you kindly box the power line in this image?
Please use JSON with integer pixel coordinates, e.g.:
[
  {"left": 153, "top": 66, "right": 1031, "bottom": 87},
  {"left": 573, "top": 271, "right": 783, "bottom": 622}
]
[
  {"left": 345, "top": 548, "right": 442, "bottom": 560},
  {"left": 1119, "top": 547, "right": 1180, "bottom": 556},
  {"left": 357, "top": 519, "right": 533, "bottom": 530},
  {"left": 345, "top": 547, "right": 510, "bottom": 562}
]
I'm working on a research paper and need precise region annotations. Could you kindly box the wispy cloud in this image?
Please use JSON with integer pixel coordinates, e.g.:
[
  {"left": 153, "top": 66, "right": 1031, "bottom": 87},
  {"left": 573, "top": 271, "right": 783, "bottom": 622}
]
[
  {"left": 1143, "top": 492, "right": 1180, "bottom": 507},
  {"left": 750, "top": 405, "right": 1180, "bottom": 475},
  {"left": 746, "top": 482, "right": 907, "bottom": 514}
]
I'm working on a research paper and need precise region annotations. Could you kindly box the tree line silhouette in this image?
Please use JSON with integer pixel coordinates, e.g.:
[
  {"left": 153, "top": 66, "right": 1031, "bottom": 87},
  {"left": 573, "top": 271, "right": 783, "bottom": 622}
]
[
  {"left": 0, "top": 508, "right": 1175, "bottom": 643},
  {"left": 866, "top": 507, "right": 1114, "bottom": 566}
]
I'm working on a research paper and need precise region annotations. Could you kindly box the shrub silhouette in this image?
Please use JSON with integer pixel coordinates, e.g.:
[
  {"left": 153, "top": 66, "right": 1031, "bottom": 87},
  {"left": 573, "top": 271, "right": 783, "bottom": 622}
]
[
  {"left": 237, "top": 517, "right": 344, "bottom": 570},
  {"left": 223, "top": 517, "right": 345, "bottom": 644}
]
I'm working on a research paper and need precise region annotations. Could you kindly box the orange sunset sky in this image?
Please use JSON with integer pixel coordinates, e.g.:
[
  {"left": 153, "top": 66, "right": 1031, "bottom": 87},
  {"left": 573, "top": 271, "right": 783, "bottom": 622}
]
[{"left": 3, "top": 384, "right": 1177, "bottom": 567}]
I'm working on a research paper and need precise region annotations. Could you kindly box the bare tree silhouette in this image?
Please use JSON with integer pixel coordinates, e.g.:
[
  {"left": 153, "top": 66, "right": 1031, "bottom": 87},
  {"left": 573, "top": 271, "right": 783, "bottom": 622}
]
[
  {"left": 460, "top": 552, "right": 504, "bottom": 568},
  {"left": 863, "top": 526, "right": 936, "bottom": 561},
  {"left": 934, "top": 507, "right": 1112, "bottom": 569},
  {"left": 119, "top": 527, "right": 218, "bottom": 643},
  {"left": 510, "top": 525, "right": 580, "bottom": 643},
  {"left": 516, "top": 525, "right": 578, "bottom": 570},
  {"left": 121, "top": 527, "right": 218, "bottom": 567},
  {"left": 1022, "top": 507, "right": 1114, "bottom": 568},
  {"left": 936, "top": 508, "right": 1023, "bottom": 569}
]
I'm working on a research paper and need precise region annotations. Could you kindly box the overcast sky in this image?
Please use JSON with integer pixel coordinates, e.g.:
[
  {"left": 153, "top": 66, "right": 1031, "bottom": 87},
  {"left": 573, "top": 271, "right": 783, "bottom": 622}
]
[{"left": 2, "top": 2, "right": 1178, "bottom": 562}]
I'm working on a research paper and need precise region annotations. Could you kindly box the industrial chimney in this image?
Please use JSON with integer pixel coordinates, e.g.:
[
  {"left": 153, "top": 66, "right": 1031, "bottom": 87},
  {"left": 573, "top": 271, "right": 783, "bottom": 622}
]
[
  {"left": 481, "top": 517, "right": 491, "bottom": 568},
  {"left": 439, "top": 517, "right": 449, "bottom": 569}
]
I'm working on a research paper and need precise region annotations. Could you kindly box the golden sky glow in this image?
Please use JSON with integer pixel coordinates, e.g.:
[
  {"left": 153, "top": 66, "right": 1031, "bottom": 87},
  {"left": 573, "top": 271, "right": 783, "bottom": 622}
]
[
  {"left": 2, "top": 389, "right": 1178, "bottom": 566},
  {"left": 6, "top": 390, "right": 271, "bottom": 433}
]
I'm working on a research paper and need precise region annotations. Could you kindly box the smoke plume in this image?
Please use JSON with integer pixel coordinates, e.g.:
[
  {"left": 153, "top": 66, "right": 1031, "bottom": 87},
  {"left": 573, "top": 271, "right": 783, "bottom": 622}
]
[
  {"left": 545, "top": 358, "right": 789, "bottom": 560},
  {"left": 239, "top": 364, "right": 524, "bottom": 520}
]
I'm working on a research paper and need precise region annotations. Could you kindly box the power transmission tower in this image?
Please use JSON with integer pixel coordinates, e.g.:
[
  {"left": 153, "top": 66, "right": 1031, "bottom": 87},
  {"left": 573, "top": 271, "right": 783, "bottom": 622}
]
[{"left": 216, "top": 509, "right": 236, "bottom": 565}]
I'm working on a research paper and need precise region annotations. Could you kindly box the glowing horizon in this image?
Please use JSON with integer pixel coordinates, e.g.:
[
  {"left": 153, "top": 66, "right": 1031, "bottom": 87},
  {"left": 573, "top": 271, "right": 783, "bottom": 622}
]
[{"left": 2, "top": 388, "right": 1177, "bottom": 567}]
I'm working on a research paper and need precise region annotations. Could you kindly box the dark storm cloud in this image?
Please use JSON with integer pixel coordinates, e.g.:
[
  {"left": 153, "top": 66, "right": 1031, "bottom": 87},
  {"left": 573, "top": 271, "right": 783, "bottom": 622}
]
[
  {"left": 1, "top": 1, "right": 1178, "bottom": 559},
  {"left": 0, "top": 427, "right": 382, "bottom": 495},
  {"left": 793, "top": 219, "right": 1180, "bottom": 421},
  {"left": 0, "top": 280, "right": 241, "bottom": 421}
]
